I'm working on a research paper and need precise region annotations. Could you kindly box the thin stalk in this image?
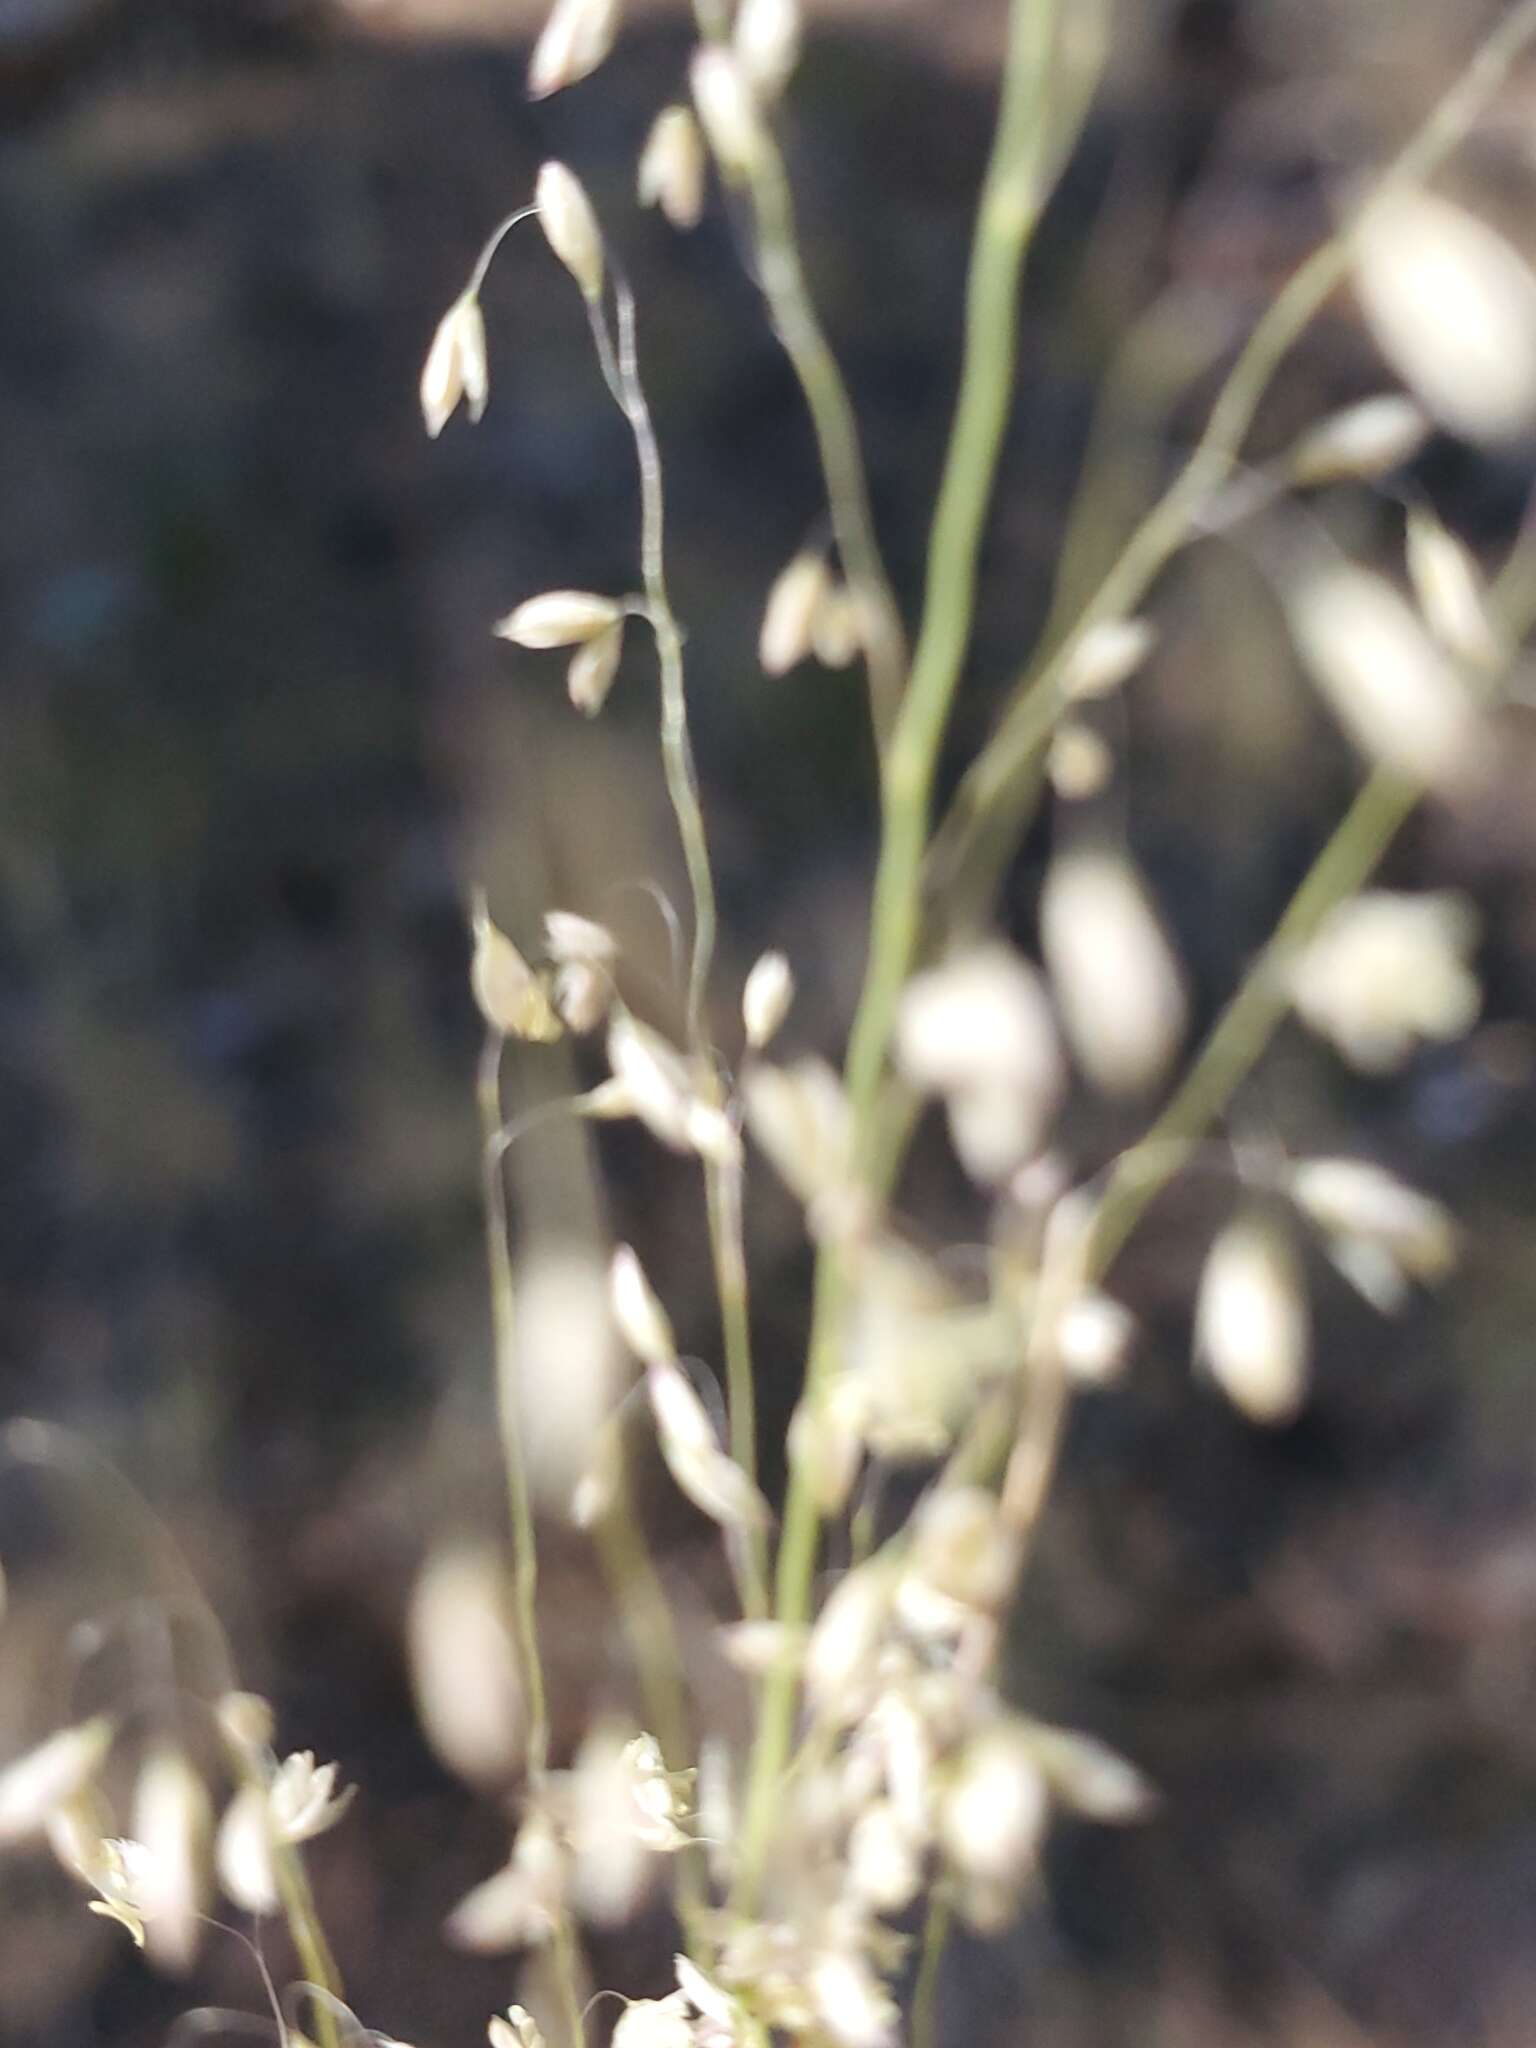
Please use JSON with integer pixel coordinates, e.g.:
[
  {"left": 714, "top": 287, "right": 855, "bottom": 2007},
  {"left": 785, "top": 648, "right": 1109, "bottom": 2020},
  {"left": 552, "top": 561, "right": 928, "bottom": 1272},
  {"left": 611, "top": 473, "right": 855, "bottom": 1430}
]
[
  {"left": 590, "top": 288, "right": 717, "bottom": 1049},
  {"left": 1087, "top": 770, "right": 1416, "bottom": 1274},
  {"left": 708, "top": 1155, "right": 761, "bottom": 1548},
  {"left": 586, "top": 285, "right": 766, "bottom": 1576},
  {"left": 273, "top": 1842, "right": 344, "bottom": 2048},
  {"left": 1085, "top": 498, "right": 1536, "bottom": 1277},
  {"left": 734, "top": 0, "right": 1073, "bottom": 1914},
  {"left": 843, "top": 0, "right": 1073, "bottom": 1148},
  {"left": 739, "top": 137, "right": 907, "bottom": 746},
  {"left": 930, "top": 0, "right": 1536, "bottom": 925},
  {"left": 479, "top": 1035, "right": 555, "bottom": 1772},
  {"left": 910, "top": 1884, "right": 954, "bottom": 2048},
  {"left": 477, "top": 1034, "right": 586, "bottom": 2047}
]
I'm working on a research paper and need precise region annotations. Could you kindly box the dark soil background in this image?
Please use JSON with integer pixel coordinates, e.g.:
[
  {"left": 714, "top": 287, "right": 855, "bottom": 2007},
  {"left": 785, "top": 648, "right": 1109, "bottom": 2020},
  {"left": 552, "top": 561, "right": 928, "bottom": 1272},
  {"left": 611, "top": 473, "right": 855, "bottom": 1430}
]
[{"left": 3, "top": 2, "right": 1536, "bottom": 2045}]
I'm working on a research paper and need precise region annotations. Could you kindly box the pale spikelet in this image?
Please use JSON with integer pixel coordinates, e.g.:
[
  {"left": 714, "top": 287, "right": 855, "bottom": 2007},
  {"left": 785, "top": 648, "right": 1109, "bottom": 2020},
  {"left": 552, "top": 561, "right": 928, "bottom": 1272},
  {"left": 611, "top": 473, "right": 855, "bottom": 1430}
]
[
  {"left": 898, "top": 1486, "right": 1015, "bottom": 1634},
  {"left": 1289, "top": 889, "right": 1480, "bottom": 1072},
  {"left": 46, "top": 1789, "right": 116, "bottom": 1883},
  {"left": 741, "top": 1056, "right": 855, "bottom": 1224},
  {"left": 717, "top": 1620, "right": 806, "bottom": 1675},
  {"left": 0, "top": 1717, "right": 114, "bottom": 1844},
  {"left": 490, "top": 2007, "right": 545, "bottom": 2048},
  {"left": 445, "top": 1810, "right": 565, "bottom": 1951},
  {"left": 1405, "top": 505, "right": 1504, "bottom": 670},
  {"left": 561, "top": 1724, "right": 673, "bottom": 1919},
  {"left": 734, "top": 0, "right": 802, "bottom": 99},
  {"left": 683, "top": 1097, "right": 743, "bottom": 1167},
  {"left": 554, "top": 961, "right": 610, "bottom": 1033},
  {"left": 806, "top": 1950, "right": 898, "bottom": 2048},
  {"left": 536, "top": 161, "right": 605, "bottom": 303},
  {"left": 1048, "top": 722, "right": 1113, "bottom": 801},
  {"left": 804, "top": 1559, "right": 895, "bottom": 1721},
  {"left": 214, "top": 1691, "right": 274, "bottom": 1761},
  {"left": 1053, "top": 1289, "right": 1136, "bottom": 1385},
  {"left": 1285, "top": 555, "right": 1481, "bottom": 786},
  {"left": 1287, "top": 1158, "right": 1456, "bottom": 1285},
  {"left": 1354, "top": 188, "right": 1536, "bottom": 446},
  {"left": 215, "top": 1784, "right": 277, "bottom": 1916},
  {"left": 896, "top": 943, "right": 1065, "bottom": 1183},
  {"left": 1288, "top": 393, "right": 1431, "bottom": 486},
  {"left": 1194, "top": 1211, "right": 1309, "bottom": 1425},
  {"left": 1027, "top": 1724, "right": 1156, "bottom": 1820},
  {"left": 606, "top": 1013, "right": 695, "bottom": 1152},
  {"left": 674, "top": 1953, "right": 744, "bottom": 2039},
  {"left": 839, "top": 1240, "right": 997, "bottom": 1460},
  {"left": 570, "top": 1415, "right": 622, "bottom": 1529},
  {"left": 758, "top": 552, "right": 831, "bottom": 675},
  {"left": 471, "top": 896, "right": 564, "bottom": 1043},
  {"left": 647, "top": 1359, "right": 771, "bottom": 1532},
  {"left": 617, "top": 1733, "right": 692, "bottom": 1852},
  {"left": 939, "top": 1725, "right": 1049, "bottom": 1928},
  {"left": 1060, "top": 617, "right": 1155, "bottom": 701},
  {"left": 420, "top": 293, "right": 488, "bottom": 438},
  {"left": 545, "top": 910, "right": 618, "bottom": 964},
  {"left": 131, "top": 1748, "right": 211, "bottom": 1973},
  {"left": 495, "top": 590, "right": 625, "bottom": 649},
  {"left": 609, "top": 1243, "right": 677, "bottom": 1369},
  {"left": 695, "top": 1739, "right": 735, "bottom": 1891},
  {"left": 846, "top": 1799, "right": 923, "bottom": 1914},
  {"left": 743, "top": 949, "right": 795, "bottom": 1051},
  {"left": 638, "top": 106, "right": 707, "bottom": 231},
  {"left": 269, "top": 1750, "right": 353, "bottom": 1844},
  {"left": 1040, "top": 842, "right": 1187, "bottom": 1097},
  {"left": 896, "top": 942, "right": 1062, "bottom": 1101},
  {"left": 809, "top": 582, "right": 862, "bottom": 669},
  {"left": 543, "top": 912, "right": 616, "bottom": 1031},
  {"left": 527, "top": 0, "right": 621, "bottom": 99},
  {"left": 787, "top": 1377, "right": 865, "bottom": 1513},
  {"left": 84, "top": 1836, "right": 158, "bottom": 1949},
  {"left": 408, "top": 1545, "right": 524, "bottom": 1787},
  {"left": 612, "top": 1995, "right": 694, "bottom": 2048},
  {"left": 517, "top": 1245, "right": 623, "bottom": 1499},
  {"left": 690, "top": 46, "right": 769, "bottom": 184},
  {"left": 566, "top": 620, "right": 626, "bottom": 717}
]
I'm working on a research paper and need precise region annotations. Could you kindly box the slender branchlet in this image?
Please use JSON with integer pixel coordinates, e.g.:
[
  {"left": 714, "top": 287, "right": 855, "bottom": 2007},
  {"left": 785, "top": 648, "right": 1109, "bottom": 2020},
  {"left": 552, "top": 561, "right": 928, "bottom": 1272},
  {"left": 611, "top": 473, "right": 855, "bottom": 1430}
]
[
  {"left": 927, "top": 0, "right": 1536, "bottom": 938},
  {"left": 581, "top": 255, "right": 766, "bottom": 1572},
  {"left": 477, "top": 1032, "right": 587, "bottom": 2048}
]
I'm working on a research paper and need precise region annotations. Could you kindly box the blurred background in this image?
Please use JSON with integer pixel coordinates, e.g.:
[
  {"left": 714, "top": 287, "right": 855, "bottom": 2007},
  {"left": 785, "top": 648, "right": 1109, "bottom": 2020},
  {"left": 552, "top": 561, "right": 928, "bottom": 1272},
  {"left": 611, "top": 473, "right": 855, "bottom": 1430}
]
[{"left": 3, "top": 1, "right": 1536, "bottom": 2043}]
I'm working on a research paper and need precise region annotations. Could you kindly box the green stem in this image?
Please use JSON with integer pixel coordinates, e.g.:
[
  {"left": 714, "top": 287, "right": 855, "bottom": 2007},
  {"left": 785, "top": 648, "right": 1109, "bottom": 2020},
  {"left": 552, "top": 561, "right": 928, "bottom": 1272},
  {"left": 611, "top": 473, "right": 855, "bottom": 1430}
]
[
  {"left": 707, "top": 1151, "right": 768, "bottom": 1608},
  {"left": 843, "top": 0, "right": 1072, "bottom": 1148},
  {"left": 273, "top": 1841, "right": 344, "bottom": 2048},
  {"left": 734, "top": 0, "right": 1075, "bottom": 1915}
]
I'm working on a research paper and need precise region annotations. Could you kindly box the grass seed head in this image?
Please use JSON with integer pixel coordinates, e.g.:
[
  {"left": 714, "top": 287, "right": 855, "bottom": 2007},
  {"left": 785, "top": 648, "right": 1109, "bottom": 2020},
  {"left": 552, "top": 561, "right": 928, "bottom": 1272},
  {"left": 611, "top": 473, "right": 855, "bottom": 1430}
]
[
  {"left": 528, "top": 0, "right": 622, "bottom": 100},
  {"left": 420, "top": 292, "right": 488, "bottom": 437},
  {"left": 537, "top": 161, "right": 606, "bottom": 303},
  {"left": 638, "top": 107, "right": 707, "bottom": 231}
]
